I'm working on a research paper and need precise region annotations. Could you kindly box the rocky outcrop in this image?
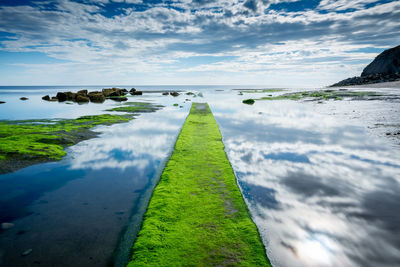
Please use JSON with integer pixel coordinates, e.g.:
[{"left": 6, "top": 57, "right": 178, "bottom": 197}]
[
  {"left": 42, "top": 87, "right": 140, "bottom": 104},
  {"left": 361, "top": 45, "right": 400, "bottom": 77},
  {"left": 331, "top": 45, "right": 400, "bottom": 87}
]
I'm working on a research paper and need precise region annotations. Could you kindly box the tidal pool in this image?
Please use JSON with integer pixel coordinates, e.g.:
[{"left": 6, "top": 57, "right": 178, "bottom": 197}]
[{"left": 207, "top": 89, "right": 400, "bottom": 267}]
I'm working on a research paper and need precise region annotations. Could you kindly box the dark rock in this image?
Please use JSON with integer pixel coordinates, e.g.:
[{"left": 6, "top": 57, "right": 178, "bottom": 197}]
[
  {"left": 76, "top": 94, "right": 89, "bottom": 103},
  {"left": 131, "top": 91, "right": 143, "bottom": 95},
  {"left": 50, "top": 97, "right": 58, "bottom": 102},
  {"left": 331, "top": 45, "right": 400, "bottom": 87},
  {"left": 242, "top": 99, "right": 255, "bottom": 105},
  {"left": 130, "top": 88, "right": 136, "bottom": 94},
  {"left": 65, "top": 92, "right": 76, "bottom": 101},
  {"left": 362, "top": 45, "right": 400, "bottom": 77},
  {"left": 42, "top": 95, "right": 50, "bottom": 101},
  {"left": 88, "top": 91, "right": 105, "bottom": 103},
  {"left": 0, "top": 101, "right": 5, "bottom": 104},
  {"left": 170, "top": 92, "right": 179, "bottom": 97},
  {"left": 56, "top": 92, "right": 67, "bottom": 102},
  {"left": 20, "top": 97, "right": 29, "bottom": 101},
  {"left": 162, "top": 92, "right": 169, "bottom": 95},
  {"left": 102, "top": 88, "right": 122, "bottom": 97},
  {"left": 109, "top": 96, "right": 128, "bottom": 101},
  {"left": 77, "top": 90, "right": 88, "bottom": 96}
]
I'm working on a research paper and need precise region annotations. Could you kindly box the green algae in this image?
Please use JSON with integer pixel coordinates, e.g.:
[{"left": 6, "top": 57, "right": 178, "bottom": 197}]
[
  {"left": 259, "top": 89, "right": 381, "bottom": 101},
  {"left": 0, "top": 114, "right": 131, "bottom": 174},
  {"left": 128, "top": 103, "right": 270, "bottom": 267},
  {"left": 240, "top": 89, "right": 284, "bottom": 93},
  {"left": 107, "top": 102, "right": 163, "bottom": 113}
]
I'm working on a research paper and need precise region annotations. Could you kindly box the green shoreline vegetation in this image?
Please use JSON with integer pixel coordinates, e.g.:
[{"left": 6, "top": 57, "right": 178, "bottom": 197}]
[
  {"left": 242, "top": 89, "right": 382, "bottom": 104},
  {"left": 128, "top": 103, "right": 270, "bottom": 266},
  {"left": 0, "top": 102, "right": 161, "bottom": 174}
]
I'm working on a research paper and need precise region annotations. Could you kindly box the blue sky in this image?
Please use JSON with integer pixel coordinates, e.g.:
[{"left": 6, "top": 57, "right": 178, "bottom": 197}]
[{"left": 0, "top": 0, "right": 399, "bottom": 86}]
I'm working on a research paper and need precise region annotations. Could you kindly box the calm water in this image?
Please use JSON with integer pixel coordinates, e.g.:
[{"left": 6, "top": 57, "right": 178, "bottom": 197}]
[{"left": 0, "top": 86, "right": 399, "bottom": 267}]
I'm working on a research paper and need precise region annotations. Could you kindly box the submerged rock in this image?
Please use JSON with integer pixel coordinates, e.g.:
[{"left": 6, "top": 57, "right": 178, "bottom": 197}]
[
  {"left": 170, "top": 92, "right": 179, "bottom": 97},
  {"left": 109, "top": 96, "right": 128, "bottom": 101},
  {"left": 20, "top": 97, "right": 28, "bottom": 101},
  {"left": 131, "top": 91, "right": 143, "bottom": 95},
  {"left": 21, "top": 249, "right": 32, "bottom": 256},
  {"left": 0, "top": 101, "right": 5, "bottom": 104},
  {"left": 42, "top": 95, "right": 50, "bottom": 101},
  {"left": 162, "top": 92, "right": 169, "bottom": 95},
  {"left": 1, "top": 222, "right": 14, "bottom": 230}
]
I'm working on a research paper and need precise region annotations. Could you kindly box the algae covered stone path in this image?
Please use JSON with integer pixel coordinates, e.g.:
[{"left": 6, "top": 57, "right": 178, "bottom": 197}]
[{"left": 128, "top": 103, "right": 271, "bottom": 266}]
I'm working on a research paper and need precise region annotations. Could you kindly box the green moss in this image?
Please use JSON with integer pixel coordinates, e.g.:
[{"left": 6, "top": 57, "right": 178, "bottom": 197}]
[
  {"left": 128, "top": 103, "right": 270, "bottom": 267},
  {"left": 242, "top": 99, "right": 255, "bottom": 105},
  {"left": 259, "top": 89, "right": 380, "bottom": 101},
  {"left": 0, "top": 114, "right": 132, "bottom": 174},
  {"left": 107, "top": 102, "right": 163, "bottom": 113},
  {"left": 240, "top": 89, "right": 284, "bottom": 93},
  {"left": 173, "top": 103, "right": 179, "bottom": 107}
]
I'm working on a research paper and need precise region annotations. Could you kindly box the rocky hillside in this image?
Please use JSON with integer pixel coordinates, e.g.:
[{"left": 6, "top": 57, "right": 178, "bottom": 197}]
[{"left": 331, "top": 45, "right": 400, "bottom": 87}]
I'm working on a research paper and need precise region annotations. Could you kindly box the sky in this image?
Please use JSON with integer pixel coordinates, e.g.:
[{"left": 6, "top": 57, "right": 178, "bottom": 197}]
[{"left": 0, "top": 0, "right": 399, "bottom": 86}]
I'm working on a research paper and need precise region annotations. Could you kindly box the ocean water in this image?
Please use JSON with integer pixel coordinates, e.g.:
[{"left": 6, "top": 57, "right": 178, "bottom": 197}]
[{"left": 0, "top": 85, "right": 399, "bottom": 267}]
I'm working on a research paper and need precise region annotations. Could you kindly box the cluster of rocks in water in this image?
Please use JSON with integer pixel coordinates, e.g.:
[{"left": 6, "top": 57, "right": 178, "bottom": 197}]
[
  {"left": 42, "top": 88, "right": 142, "bottom": 103},
  {"left": 42, "top": 88, "right": 182, "bottom": 103}
]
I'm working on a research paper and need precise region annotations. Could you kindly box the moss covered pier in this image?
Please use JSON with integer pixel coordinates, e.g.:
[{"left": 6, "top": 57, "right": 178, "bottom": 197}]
[{"left": 128, "top": 103, "right": 270, "bottom": 266}]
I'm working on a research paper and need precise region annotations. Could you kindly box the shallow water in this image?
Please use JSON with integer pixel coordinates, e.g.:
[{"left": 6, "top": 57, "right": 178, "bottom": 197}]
[
  {"left": 1, "top": 86, "right": 399, "bottom": 267},
  {"left": 206, "top": 90, "right": 400, "bottom": 267}
]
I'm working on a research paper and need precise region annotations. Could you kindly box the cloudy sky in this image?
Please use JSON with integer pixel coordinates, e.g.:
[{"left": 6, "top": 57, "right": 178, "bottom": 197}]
[{"left": 0, "top": 0, "right": 399, "bottom": 86}]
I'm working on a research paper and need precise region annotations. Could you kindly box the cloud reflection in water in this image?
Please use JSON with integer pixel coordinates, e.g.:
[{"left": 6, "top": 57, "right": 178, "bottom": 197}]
[
  {"left": 211, "top": 99, "right": 400, "bottom": 267},
  {"left": 67, "top": 109, "right": 186, "bottom": 173}
]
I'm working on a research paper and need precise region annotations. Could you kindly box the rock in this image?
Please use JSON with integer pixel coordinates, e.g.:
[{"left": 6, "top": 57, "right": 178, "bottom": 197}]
[
  {"left": 242, "top": 99, "right": 255, "bottom": 105},
  {"left": 1, "top": 222, "right": 14, "bottom": 230},
  {"left": 170, "top": 92, "right": 179, "bottom": 97},
  {"left": 130, "top": 88, "right": 136, "bottom": 94},
  {"left": 120, "top": 89, "right": 128, "bottom": 95},
  {"left": 50, "top": 97, "right": 58, "bottom": 102},
  {"left": 88, "top": 91, "right": 105, "bottom": 103},
  {"left": 20, "top": 97, "right": 29, "bottom": 101},
  {"left": 102, "top": 88, "right": 122, "bottom": 97},
  {"left": 362, "top": 45, "right": 400, "bottom": 77},
  {"left": 76, "top": 94, "right": 89, "bottom": 103},
  {"left": 56, "top": 92, "right": 67, "bottom": 102},
  {"left": 109, "top": 96, "right": 128, "bottom": 101},
  {"left": 0, "top": 101, "right": 5, "bottom": 104},
  {"left": 65, "top": 92, "right": 77, "bottom": 101},
  {"left": 162, "top": 92, "right": 169, "bottom": 95},
  {"left": 77, "top": 90, "right": 88, "bottom": 96},
  {"left": 42, "top": 95, "right": 50, "bottom": 101},
  {"left": 21, "top": 249, "right": 32, "bottom": 256},
  {"left": 131, "top": 91, "right": 143, "bottom": 95},
  {"left": 186, "top": 92, "right": 195, "bottom": 95}
]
